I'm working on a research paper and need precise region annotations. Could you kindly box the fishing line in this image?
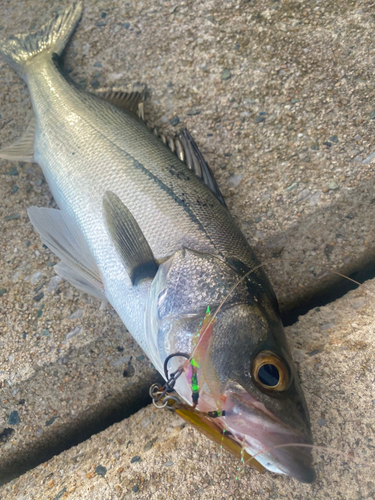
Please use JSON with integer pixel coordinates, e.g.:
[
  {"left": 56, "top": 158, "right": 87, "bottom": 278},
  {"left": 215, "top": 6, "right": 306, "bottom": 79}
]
[
  {"left": 244, "top": 442, "right": 374, "bottom": 468},
  {"left": 170, "top": 259, "right": 372, "bottom": 475},
  {"left": 190, "top": 257, "right": 364, "bottom": 362}
]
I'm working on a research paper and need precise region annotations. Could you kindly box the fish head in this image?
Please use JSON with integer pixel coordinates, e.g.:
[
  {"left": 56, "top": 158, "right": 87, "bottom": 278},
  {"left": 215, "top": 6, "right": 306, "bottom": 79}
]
[
  {"left": 145, "top": 249, "right": 315, "bottom": 482},
  {"left": 201, "top": 302, "right": 315, "bottom": 483}
]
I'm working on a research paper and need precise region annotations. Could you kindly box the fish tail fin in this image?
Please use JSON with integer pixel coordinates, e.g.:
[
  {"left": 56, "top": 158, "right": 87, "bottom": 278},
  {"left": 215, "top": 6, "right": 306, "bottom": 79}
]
[{"left": 0, "top": 2, "right": 82, "bottom": 78}]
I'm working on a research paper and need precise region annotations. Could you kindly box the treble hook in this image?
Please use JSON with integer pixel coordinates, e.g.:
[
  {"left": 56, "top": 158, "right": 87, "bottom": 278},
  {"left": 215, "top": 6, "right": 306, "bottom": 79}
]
[
  {"left": 150, "top": 352, "right": 189, "bottom": 409},
  {"left": 163, "top": 352, "right": 190, "bottom": 381}
]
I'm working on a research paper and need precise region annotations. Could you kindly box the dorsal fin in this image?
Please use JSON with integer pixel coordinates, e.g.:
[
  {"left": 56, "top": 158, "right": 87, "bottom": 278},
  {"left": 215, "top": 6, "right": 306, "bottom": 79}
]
[
  {"left": 155, "top": 128, "right": 227, "bottom": 208},
  {"left": 103, "top": 191, "right": 158, "bottom": 286},
  {"left": 179, "top": 129, "right": 226, "bottom": 207},
  {"left": 96, "top": 89, "right": 146, "bottom": 119},
  {"left": 96, "top": 89, "right": 225, "bottom": 207}
]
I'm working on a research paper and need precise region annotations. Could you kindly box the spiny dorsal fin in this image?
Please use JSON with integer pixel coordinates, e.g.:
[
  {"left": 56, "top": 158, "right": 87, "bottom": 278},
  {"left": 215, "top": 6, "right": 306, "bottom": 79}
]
[
  {"left": 154, "top": 128, "right": 227, "bottom": 208},
  {"left": 27, "top": 207, "right": 105, "bottom": 296},
  {"left": 0, "top": 117, "right": 35, "bottom": 162},
  {"left": 96, "top": 89, "right": 225, "bottom": 207},
  {"left": 103, "top": 191, "right": 158, "bottom": 286},
  {"left": 96, "top": 89, "right": 146, "bottom": 118}
]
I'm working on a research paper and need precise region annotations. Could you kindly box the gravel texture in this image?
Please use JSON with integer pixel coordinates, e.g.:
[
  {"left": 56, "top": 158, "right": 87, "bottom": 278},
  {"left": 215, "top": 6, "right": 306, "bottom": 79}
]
[
  {"left": 0, "top": 0, "right": 374, "bottom": 493},
  {"left": 0, "top": 279, "right": 374, "bottom": 499}
]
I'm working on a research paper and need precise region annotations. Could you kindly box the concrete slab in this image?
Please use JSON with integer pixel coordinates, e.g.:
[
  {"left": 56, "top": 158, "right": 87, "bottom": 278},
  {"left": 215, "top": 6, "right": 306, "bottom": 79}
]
[
  {"left": 0, "top": 279, "right": 374, "bottom": 499},
  {"left": 0, "top": 314, "right": 161, "bottom": 485},
  {"left": 1, "top": 0, "right": 374, "bottom": 489}
]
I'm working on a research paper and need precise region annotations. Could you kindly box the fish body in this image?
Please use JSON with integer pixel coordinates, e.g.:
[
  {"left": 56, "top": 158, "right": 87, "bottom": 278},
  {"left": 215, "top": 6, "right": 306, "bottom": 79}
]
[{"left": 0, "top": 3, "right": 315, "bottom": 482}]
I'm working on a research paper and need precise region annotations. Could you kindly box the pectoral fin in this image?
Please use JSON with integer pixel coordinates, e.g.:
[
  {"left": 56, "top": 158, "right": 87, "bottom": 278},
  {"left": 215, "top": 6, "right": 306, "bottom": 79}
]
[
  {"left": 103, "top": 191, "right": 158, "bottom": 286},
  {"left": 0, "top": 117, "right": 35, "bottom": 162}
]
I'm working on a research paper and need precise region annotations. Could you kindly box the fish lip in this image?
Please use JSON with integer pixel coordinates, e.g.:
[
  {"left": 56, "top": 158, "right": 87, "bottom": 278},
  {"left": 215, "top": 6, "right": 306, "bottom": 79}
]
[
  {"left": 286, "top": 460, "right": 316, "bottom": 483},
  {"left": 263, "top": 437, "right": 316, "bottom": 483},
  {"left": 223, "top": 382, "right": 316, "bottom": 483}
]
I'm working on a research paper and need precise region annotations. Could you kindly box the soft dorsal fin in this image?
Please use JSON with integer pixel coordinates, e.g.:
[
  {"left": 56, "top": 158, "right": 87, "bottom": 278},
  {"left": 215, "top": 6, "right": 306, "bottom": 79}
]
[
  {"left": 103, "top": 191, "right": 158, "bottom": 285},
  {"left": 155, "top": 128, "right": 227, "bottom": 208},
  {"left": 0, "top": 117, "right": 35, "bottom": 162},
  {"left": 27, "top": 207, "right": 105, "bottom": 297},
  {"left": 96, "top": 89, "right": 145, "bottom": 119}
]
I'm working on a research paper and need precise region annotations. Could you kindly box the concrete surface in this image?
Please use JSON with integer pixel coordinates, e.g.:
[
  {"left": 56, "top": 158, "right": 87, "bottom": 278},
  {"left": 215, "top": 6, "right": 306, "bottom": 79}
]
[
  {"left": 0, "top": 313, "right": 161, "bottom": 484},
  {"left": 0, "top": 278, "right": 374, "bottom": 499},
  {"left": 0, "top": 0, "right": 375, "bottom": 493}
]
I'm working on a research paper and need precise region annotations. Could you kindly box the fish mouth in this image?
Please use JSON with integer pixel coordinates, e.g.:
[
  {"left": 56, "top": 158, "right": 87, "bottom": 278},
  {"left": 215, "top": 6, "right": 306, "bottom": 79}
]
[
  {"left": 172, "top": 361, "right": 315, "bottom": 482},
  {"left": 221, "top": 381, "right": 316, "bottom": 483}
]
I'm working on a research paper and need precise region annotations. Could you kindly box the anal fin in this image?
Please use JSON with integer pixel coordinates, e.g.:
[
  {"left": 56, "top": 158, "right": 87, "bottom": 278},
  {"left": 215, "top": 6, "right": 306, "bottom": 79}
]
[
  {"left": 27, "top": 207, "right": 105, "bottom": 298},
  {"left": 0, "top": 117, "right": 35, "bottom": 162},
  {"left": 103, "top": 191, "right": 158, "bottom": 286}
]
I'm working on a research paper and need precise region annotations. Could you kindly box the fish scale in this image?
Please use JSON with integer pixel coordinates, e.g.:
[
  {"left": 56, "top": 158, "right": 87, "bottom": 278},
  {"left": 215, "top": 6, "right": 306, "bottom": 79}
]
[{"left": 30, "top": 58, "right": 264, "bottom": 271}]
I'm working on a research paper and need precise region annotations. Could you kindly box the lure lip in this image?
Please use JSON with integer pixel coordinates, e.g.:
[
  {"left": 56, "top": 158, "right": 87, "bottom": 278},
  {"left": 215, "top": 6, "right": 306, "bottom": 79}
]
[{"left": 173, "top": 405, "right": 266, "bottom": 474}]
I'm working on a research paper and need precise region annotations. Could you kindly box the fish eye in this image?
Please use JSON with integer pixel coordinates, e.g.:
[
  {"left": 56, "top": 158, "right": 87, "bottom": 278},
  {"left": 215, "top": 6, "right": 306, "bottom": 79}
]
[{"left": 252, "top": 351, "right": 289, "bottom": 391}]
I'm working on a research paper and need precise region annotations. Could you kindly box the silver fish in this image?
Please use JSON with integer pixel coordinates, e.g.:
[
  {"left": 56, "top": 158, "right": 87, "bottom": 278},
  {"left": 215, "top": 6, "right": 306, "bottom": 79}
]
[{"left": 0, "top": 3, "right": 315, "bottom": 482}]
